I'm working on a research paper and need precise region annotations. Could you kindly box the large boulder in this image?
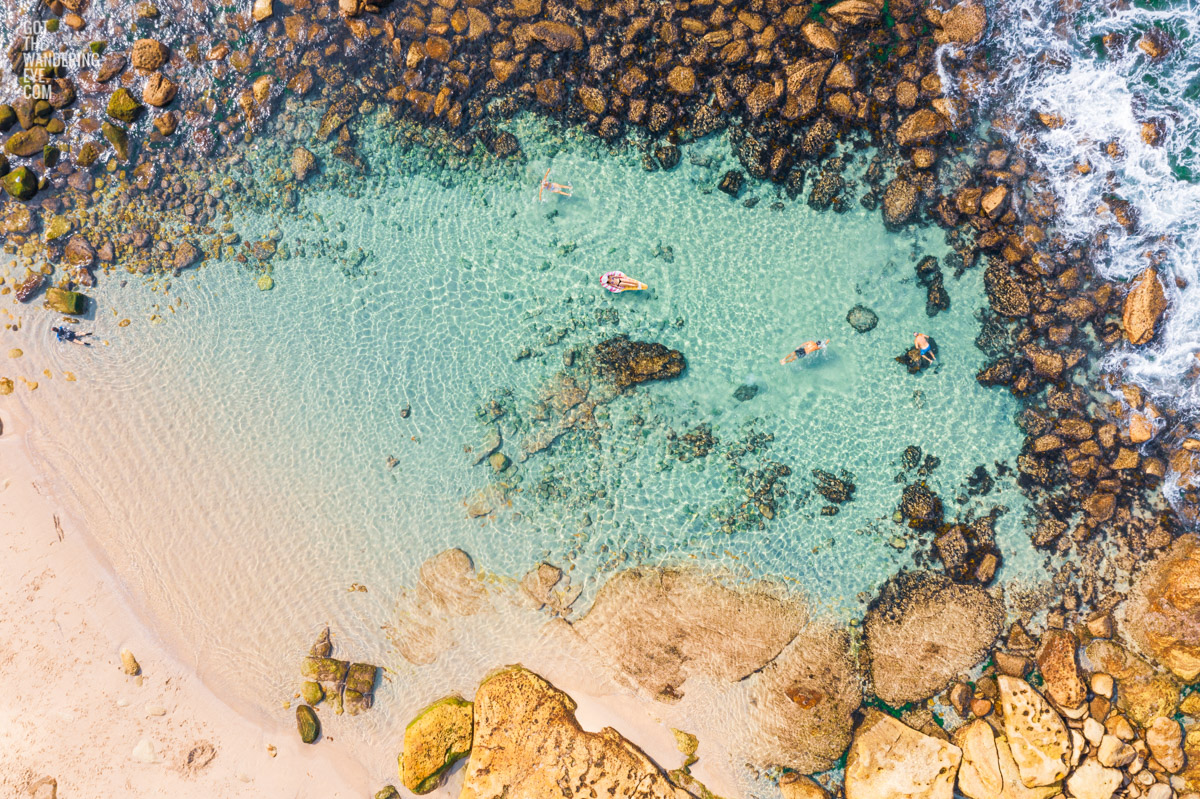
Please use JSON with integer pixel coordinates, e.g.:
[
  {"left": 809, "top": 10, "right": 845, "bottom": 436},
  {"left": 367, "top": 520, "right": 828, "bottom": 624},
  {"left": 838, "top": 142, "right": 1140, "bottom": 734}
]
[
  {"left": 896, "top": 109, "right": 947, "bottom": 147},
  {"left": 882, "top": 179, "right": 918, "bottom": 226},
  {"left": 1123, "top": 534, "right": 1200, "bottom": 681},
  {"left": 46, "top": 288, "right": 85, "bottom": 315},
  {"left": 529, "top": 21, "right": 582, "bottom": 51},
  {"left": 4, "top": 126, "right": 48, "bottom": 157},
  {"left": 459, "top": 666, "right": 691, "bottom": 799},
  {"left": 573, "top": 567, "right": 806, "bottom": 700},
  {"left": 954, "top": 719, "right": 1060, "bottom": 799},
  {"left": 1084, "top": 639, "right": 1180, "bottom": 726},
  {"left": 936, "top": 1, "right": 987, "bottom": 45},
  {"left": 1035, "top": 629, "right": 1086, "bottom": 713},
  {"left": 742, "top": 621, "right": 863, "bottom": 773},
  {"left": 844, "top": 710, "right": 961, "bottom": 799},
  {"left": 996, "top": 675, "right": 1070, "bottom": 788},
  {"left": 593, "top": 337, "right": 685, "bottom": 391},
  {"left": 1122, "top": 268, "right": 1167, "bottom": 345},
  {"left": 984, "top": 263, "right": 1031, "bottom": 317},
  {"left": 401, "top": 695, "right": 473, "bottom": 794},
  {"left": 865, "top": 571, "right": 1003, "bottom": 705}
]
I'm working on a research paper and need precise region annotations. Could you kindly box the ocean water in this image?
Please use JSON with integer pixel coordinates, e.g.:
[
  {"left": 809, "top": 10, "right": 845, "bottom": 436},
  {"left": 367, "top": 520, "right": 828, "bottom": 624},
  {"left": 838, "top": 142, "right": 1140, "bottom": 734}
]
[
  {"left": 7, "top": 114, "right": 1044, "bottom": 786},
  {"left": 977, "top": 0, "right": 1200, "bottom": 511}
]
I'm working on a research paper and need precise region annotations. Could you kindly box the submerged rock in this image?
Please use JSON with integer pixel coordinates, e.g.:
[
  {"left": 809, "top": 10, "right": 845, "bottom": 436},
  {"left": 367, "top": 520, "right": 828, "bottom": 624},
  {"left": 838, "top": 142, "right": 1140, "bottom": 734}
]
[
  {"left": 401, "top": 695, "right": 473, "bottom": 794},
  {"left": 301, "top": 681, "right": 324, "bottom": 706},
  {"left": 718, "top": 169, "right": 744, "bottom": 197},
  {"left": 844, "top": 710, "right": 961, "bottom": 799},
  {"left": 573, "top": 566, "right": 807, "bottom": 701},
  {"left": 847, "top": 304, "right": 878, "bottom": 333},
  {"left": 733, "top": 383, "right": 760, "bottom": 401},
  {"left": 593, "top": 337, "right": 685, "bottom": 391},
  {"left": 459, "top": 666, "right": 690, "bottom": 799},
  {"left": 296, "top": 704, "right": 320, "bottom": 744},
  {"left": 899, "top": 482, "right": 943, "bottom": 528},
  {"left": 865, "top": 571, "right": 1003, "bottom": 705}
]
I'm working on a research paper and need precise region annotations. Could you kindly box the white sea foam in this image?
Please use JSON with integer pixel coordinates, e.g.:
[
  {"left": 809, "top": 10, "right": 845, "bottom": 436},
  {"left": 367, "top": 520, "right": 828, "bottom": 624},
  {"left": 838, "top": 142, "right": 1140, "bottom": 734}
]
[{"left": 963, "top": 0, "right": 1200, "bottom": 511}]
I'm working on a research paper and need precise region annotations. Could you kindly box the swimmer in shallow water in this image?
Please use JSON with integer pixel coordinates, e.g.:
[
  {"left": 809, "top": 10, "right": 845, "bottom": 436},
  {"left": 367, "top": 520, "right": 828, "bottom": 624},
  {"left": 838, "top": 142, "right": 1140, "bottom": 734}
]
[
  {"left": 52, "top": 326, "right": 92, "bottom": 346},
  {"left": 539, "top": 168, "right": 572, "bottom": 201},
  {"left": 781, "top": 339, "right": 828, "bottom": 364},
  {"left": 914, "top": 332, "right": 935, "bottom": 364},
  {"left": 599, "top": 271, "right": 647, "bottom": 292}
]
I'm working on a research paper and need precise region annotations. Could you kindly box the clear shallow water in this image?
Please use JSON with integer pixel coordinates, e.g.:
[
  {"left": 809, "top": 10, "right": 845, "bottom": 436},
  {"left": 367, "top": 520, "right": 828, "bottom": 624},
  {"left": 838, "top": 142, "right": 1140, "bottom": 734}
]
[{"left": 10, "top": 116, "right": 1043, "bottom": 783}]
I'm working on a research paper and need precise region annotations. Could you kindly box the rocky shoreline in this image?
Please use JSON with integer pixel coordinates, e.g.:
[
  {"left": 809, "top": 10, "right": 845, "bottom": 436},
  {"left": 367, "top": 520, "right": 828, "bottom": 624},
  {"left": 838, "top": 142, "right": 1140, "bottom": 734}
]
[
  {"left": 2, "top": 0, "right": 1199, "bottom": 795},
  {"left": 310, "top": 545, "right": 1200, "bottom": 798}
]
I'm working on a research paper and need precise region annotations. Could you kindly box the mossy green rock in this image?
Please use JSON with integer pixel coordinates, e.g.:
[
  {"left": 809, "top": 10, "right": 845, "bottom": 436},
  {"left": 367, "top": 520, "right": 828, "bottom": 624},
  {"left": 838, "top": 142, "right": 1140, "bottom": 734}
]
[
  {"left": 101, "top": 122, "right": 129, "bottom": 161},
  {"left": 75, "top": 142, "right": 98, "bottom": 168},
  {"left": 301, "top": 681, "right": 324, "bottom": 706},
  {"left": 296, "top": 704, "right": 320, "bottom": 744},
  {"left": 45, "top": 215, "right": 71, "bottom": 241},
  {"left": 5, "top": 126, "right": 49, "bottom": 157},
  {"left": 0, "top": 105, "right": 14, "bottom": 131},
  {"left": 42, "top": 145, "right": 60, "bottom": 167},
  {"left": 375, "top": 787, "right": 400, "bottom": 799},
  {"left": 2, "top": 166, "right": 37, "bottom": 200},
  {"left": 32, "top": 100, "right": 52, "bottom": 126},
  {"left": 300, "top": 656, "right": 349, "bottom": 683},
  {"left": 106, "top": 88, "right": 142, "bottom": 123},
  {"left": 46, "top": 287, "right": 84, "bottom": 315},
  {"left": 400, "top": 695, "right": 474, "bottom": 794}
]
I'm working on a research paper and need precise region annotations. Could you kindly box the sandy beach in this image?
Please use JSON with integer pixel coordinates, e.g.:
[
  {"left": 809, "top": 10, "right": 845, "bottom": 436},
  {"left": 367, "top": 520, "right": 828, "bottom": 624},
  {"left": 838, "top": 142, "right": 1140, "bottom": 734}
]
[{"left": 0, "top": 399, "right": 370, "bottom": 798}]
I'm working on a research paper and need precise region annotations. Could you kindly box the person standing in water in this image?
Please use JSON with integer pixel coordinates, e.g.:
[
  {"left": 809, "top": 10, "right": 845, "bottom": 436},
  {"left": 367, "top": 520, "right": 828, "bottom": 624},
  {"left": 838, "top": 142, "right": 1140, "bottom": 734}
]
[
  {"left": 914, "top": 332, "right": 935, "bottom": 364},
  {"left": 781, "top": 339, "right": 828, "bottom": 364}
]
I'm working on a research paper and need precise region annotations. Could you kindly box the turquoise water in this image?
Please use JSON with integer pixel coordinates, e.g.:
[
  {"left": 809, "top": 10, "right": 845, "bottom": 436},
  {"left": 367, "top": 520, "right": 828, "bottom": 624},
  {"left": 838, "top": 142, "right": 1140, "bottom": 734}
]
[{"left": 12, "top": 114, "right": 1042, "bottom": 774}]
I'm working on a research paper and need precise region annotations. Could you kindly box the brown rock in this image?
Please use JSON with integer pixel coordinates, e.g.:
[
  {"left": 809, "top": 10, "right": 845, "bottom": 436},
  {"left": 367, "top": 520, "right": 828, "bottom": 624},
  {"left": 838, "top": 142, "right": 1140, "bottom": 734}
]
[
  {"left": 1124, "top": 535, "right": 1200, "bottom": 682},
  {"left": 825, "top": 0, "right": 881, "bottom": 26},
  {"left": 882, "top": 179, "right": 918, "bottom": 226},
  {"left": 1036, "top": 629, "right": 1087, "bottom": 712},
  {"left": 142, "top": 73, "right": 177, "bottom": 106},
  {"left": 458, "top": 667, "right": 690, "bottom": 799},
  {"left": 802, "top": 22, "right": 840, "bottom": 52},
  {"left": 896, "top": 109, "right": 947, "bottom": 147},
  {"left": 666, "top": 66, "right": 696, "bottom": 94},
  {"left": 466, "top": 8, "right": 492, "bottom": 39},
  {"left": 530, "top": 21, "right": 583, "bottom": 52},
  {"left": 5, "top": 126, "right": 49, "bottom": 157},
  {"left": 981, "top": 185, "right": 1008, "bottom": 218},
  {"left": 96, "top": 53, "right": 126, "bottom": 82},
  {"left": 864, "top": 571, "right": 1004, "bottom": 705},
  {"left": 784, "top": 60, "right": 832, "bottom": 120},
  {"left": 1122, "top": 267, "right": 1167, "bottom": 345},
  {"left": 844, "top": 710, "right": 962, "bottom": 799},
  {"left": 535, "top": 79, "right": 564, "bottom": 109},
  {"left": 152, "top": 112, "right": 178, "bottom": 135},
  {"left": 936, "top": 1, "right": 987, "bottom": 45},
  {"left": 573, "top": 567, "right": 806, "bottom": 699},
  {"left": 291, "top": 146, "right": 316, "bottom": 181},
  {"left": 1082, "top": 493, "right": 1116, "bottom": 522},
  {"left": 130, "top": 39, "right": 169, "bottom": 71},
  {"left": 578, "top": 86, "right": 606, "bottom": 114}
]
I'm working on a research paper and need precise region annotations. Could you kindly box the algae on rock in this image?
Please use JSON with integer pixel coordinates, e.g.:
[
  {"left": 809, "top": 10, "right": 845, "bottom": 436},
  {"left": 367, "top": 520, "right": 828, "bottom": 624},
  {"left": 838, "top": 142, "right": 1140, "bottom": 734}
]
[{"left": 401, "top": 694, "right": 474, "bottom": 794}]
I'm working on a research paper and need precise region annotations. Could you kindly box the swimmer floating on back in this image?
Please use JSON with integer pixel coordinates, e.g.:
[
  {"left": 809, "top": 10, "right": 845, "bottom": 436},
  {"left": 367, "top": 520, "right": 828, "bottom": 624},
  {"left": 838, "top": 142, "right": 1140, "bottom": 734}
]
[
  {"left": 913, "top": 331, "right": 935, "bottom": 364},
  {"left": 781, "top": 339, "right": 828, "bottom": 364},
  {"left": 538, "top": 168, "right": 572, "bottom": 201},
  {"left": 52, "top": 325, "right": 92, "bottom": 346},
  {"left": 600, "top": 271, "right": 648, "bottom": 293}
]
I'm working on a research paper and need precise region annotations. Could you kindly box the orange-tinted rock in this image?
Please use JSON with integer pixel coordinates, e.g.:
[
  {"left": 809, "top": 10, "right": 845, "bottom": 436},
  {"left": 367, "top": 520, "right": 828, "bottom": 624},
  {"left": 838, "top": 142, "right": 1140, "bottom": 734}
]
[
  {"left": 1122, "top": 267, "right": 1167, "bottom": 345},
  {"left": 936, "top": 1, "right": 987, "bottom": 45},
  {"left": 130, "top": 38, "right": 169, "bottom": 70},
  {"left": 1125, "top": 535, "right": 1200, "bottom": 681},
  {"left": 896, "top": 109, "right": 947, "bottom": 147},
  {"left": 530, "top": 21, "right": 583, "bottom": 52},
  {"left": 666, "top": 66, "right": 696, "bottom": 94}
]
